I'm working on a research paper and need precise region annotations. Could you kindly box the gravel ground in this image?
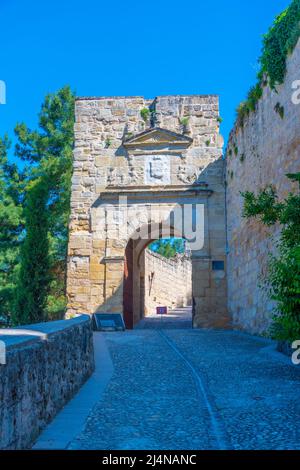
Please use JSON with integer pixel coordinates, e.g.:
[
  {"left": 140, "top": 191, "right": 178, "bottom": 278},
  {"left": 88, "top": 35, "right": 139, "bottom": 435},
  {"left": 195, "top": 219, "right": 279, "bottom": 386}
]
[{"left": 68, "top": 314, "right": 300, "bottom": 450}]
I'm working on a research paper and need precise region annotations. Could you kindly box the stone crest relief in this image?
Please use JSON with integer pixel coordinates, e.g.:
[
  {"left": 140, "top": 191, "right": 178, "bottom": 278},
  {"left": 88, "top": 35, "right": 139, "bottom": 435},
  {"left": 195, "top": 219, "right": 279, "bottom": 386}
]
[
  {"left": 177, "top": 160, "right": 203, "bottom": 185},
  {"left": 145, "top": 155, "right": 171, "bottom": 185},
  {"left": 107, "top": 167, "right": 127, "bottom": 186},
  {"left": 177, "top": 165, "right": 197, "bottom": 184},
  {"left": 106, "top": 157, "right": 140, "bottom": 187}
]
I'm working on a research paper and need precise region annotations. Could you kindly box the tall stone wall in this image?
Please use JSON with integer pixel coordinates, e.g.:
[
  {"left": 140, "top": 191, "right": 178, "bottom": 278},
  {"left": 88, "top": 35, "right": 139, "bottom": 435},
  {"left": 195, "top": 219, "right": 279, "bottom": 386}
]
[
  {"left": 0, "top": 315, "right": 94, "bottom": 449},
  {"left": 144, "top": 249, "right": 192, "bottom": 315},
  {"left": 226, "top": 40, "right": 300, "bottom": 334}
]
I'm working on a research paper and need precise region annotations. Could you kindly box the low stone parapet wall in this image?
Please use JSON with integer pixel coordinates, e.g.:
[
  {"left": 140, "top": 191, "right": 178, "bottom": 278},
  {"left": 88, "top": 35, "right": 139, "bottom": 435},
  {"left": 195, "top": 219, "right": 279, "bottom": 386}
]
[{"left": 0, "top": 315, "right": 94, "bottom": 449}]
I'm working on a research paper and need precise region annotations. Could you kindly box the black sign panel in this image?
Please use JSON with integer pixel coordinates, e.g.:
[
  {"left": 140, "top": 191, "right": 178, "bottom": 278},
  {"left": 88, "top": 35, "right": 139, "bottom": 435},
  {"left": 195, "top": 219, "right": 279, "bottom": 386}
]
[{"left": 93, "top": 313, "right": 125, "bottom": 331}]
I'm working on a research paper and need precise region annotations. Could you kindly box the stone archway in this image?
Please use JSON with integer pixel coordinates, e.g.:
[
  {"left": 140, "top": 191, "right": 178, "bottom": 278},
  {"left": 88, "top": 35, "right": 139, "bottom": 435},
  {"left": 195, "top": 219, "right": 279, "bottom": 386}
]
[
  {"left": 123, "top": 231, "right": 193, "bottom": 329},
  {"left": 122, "top": 224, "right": 192, "bottom": 329},
  {"left": 66, "top": 95, "right": 230, "bottom": 329}
]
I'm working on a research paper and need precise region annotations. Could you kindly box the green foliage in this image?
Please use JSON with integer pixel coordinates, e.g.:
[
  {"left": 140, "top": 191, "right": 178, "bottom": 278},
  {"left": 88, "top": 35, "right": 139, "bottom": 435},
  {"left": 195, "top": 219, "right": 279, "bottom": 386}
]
[
  {"left": 217, "top": 116, "right": 223, "bottom": 123},
  {"left": 0, "top": 136, "right": 25, "bottom": 321},
  {"left": 46, "top": 293, "right": 67, "bottom": 321},
  {"left": 286, "top": 19, "right": 300, "bottom": 53},
  {"left": 236, "top": 84, "right": 263, "bottom": 127},
  {"left": 237, "top": 0, "right": 300, "bottom": 126},
  {"left": 286, "top": 172, "right": 300, "bottom": 184},
  {"left": 180, "top": 116, "right": 189, "bottom": 127},
  {"left": 140, "top": 108, "right": 150, "bottom": 122},
  {"left": 260, "top": 0, "right": 300, "bottom": 88},
  {"left": 16, "top": 86, "right": 75, "bottom": 320},
  {"left": 149, "top": 238, "right": 185, "bottom": 259},
  {"left": 13, "top": 180, "right": 51, "bottom": 325},
  {"left": 105, "top": 137, "right": 112, "bottom": 148},
  {"left": 205, "top": 140, "right": 210, "bottom": 147},
  {"left": 274, "top": 102, "right": 285, "bottom": 119},
  {"left": 269, "top": 245, "right": 300, "bottom": 341},
  {"left": 236, "top": 102, "right": 250, "bottom": 128},
  {"left": 0, "top": 86, "right": 75, "bottom": 324},
  {"left": 242, "top": 186, "right": 282, "bottom": 225},
  {"left": 242, "top": 173, "right": 300, "bottom": 341},
  {"left": 247, "top": 84, "right": 263, "bottom": 111}
]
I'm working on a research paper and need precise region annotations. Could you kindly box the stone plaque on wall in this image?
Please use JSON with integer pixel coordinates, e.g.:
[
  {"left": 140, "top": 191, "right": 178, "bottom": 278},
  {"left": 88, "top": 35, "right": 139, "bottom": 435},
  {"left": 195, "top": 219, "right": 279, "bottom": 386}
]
[{"left": 145, "top": 155, "right": 171, "bottom": 185}]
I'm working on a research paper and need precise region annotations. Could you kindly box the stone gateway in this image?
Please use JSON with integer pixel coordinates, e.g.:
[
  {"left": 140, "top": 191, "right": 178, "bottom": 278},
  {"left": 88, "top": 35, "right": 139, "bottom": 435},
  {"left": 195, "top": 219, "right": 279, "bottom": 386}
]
[{"left": 66, "top": 95, "right": 229, "bottom": 329}]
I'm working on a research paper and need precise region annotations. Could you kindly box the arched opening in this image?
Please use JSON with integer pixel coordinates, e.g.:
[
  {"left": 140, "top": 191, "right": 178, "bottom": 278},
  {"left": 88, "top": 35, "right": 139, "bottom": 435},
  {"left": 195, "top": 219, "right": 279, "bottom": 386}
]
[{"left": 123, "top": 230, "right": 192, "bottom": 329}]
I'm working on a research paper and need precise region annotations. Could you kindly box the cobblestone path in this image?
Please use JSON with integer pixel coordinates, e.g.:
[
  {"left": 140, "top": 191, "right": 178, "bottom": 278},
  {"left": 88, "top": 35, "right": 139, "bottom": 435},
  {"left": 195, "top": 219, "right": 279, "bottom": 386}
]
[{"left": 66, "top": 311, "right": 300, "bottom": 450}]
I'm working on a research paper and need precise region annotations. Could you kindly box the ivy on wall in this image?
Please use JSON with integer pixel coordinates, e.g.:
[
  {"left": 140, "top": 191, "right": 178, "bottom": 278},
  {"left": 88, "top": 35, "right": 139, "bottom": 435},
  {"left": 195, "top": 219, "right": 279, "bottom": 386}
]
[
  {"left": 242, "top": 173, "right": 300, "bottom": 342},
  {"left": 236, "top": 0, "right": 300, "bottom": 127},
  {"left": 259, "top": 0, "right": 300, "bottom": 88}
]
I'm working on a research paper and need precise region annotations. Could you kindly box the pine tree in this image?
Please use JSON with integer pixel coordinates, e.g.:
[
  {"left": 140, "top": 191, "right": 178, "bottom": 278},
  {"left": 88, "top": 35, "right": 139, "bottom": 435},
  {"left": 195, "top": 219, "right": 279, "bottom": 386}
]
[
  {"left": 0, "top": 86, "right": 75, "bottom": 324},
  {"left": 0, "top": 136, "right": 24, "bottom": 322},
  {"left": 149, "top": 238, "right": 185, "bottom": 258},
  {"left": 13, "top": 180, "right": 50, "bottom": 325},
  {"left": 14, "top": 86, "right": 75, "bottom": 318}
]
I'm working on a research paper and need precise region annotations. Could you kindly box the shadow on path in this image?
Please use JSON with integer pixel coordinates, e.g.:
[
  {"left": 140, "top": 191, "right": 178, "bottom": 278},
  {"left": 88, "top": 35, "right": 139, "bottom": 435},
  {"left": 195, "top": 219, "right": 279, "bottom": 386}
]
[{"left": 135, "top": 306, "right": 193, "bottom": 330}]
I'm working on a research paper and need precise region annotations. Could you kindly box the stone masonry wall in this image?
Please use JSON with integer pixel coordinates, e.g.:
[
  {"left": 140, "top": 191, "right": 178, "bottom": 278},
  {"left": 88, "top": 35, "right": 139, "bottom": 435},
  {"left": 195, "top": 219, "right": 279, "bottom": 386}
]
[
  {"left": 67, "top": 95, "right": 228, "bottom": 326},
  {"left": 226, "top": 40, "right": 300, "bottom": 334},
  {"left": 144, "top": 249, "right": 192, "bottom": 315},
  {"left": 67, "top": 94, "right": 228, "bottom": 329},
  {"left": 0, "top": 315, "right": 94, "bottom": 449}
]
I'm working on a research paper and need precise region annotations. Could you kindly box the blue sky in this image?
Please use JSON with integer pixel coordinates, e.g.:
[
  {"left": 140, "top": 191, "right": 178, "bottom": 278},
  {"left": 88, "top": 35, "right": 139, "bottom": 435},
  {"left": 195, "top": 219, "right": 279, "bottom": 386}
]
[{"left": 0, "top": 0, "right": 290, "bottom": 157}]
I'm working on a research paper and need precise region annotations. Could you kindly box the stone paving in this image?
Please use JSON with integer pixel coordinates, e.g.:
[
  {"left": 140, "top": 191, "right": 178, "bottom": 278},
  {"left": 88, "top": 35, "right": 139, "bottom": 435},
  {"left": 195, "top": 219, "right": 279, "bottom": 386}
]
[
  {"left": 66, "top": 310, "right": 300, "bottom": 450},
  {"left": 136, "top": 307, "right": 193, "bottom": 330}
]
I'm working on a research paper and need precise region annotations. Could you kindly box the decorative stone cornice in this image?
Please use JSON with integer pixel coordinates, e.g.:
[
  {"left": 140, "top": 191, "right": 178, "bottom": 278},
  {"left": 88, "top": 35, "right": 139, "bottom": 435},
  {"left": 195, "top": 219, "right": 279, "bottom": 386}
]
[
  {"left": 93, "top": 184, "right": 213, "bottom": 206},
  {"left": 123, "top": 127, "right": 193, "bottom": 152}
]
